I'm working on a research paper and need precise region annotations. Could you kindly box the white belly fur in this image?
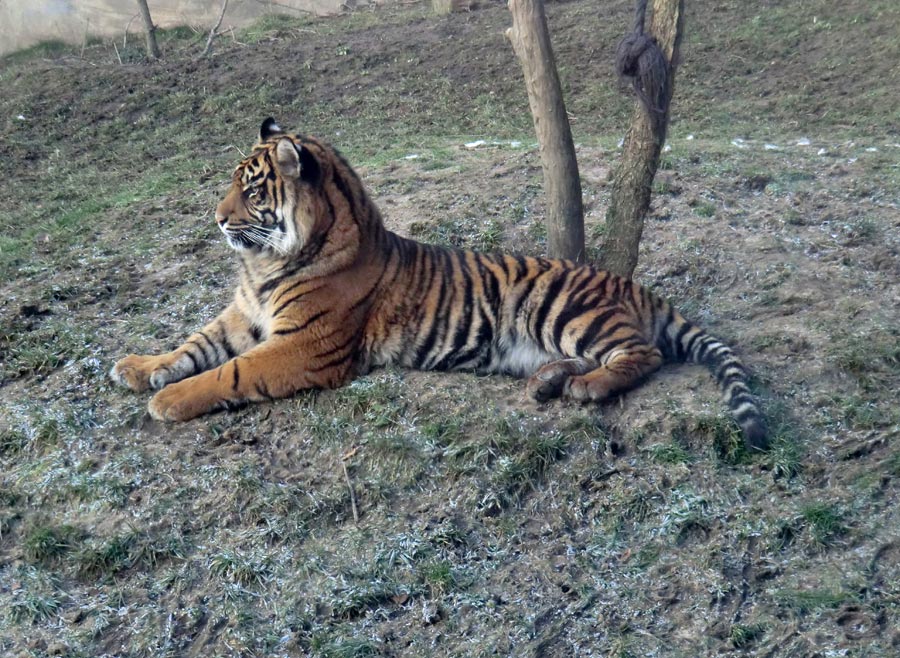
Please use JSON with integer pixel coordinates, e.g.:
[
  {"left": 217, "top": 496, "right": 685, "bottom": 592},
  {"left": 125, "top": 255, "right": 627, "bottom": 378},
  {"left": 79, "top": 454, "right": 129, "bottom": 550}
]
[{"left": 490, "top": 337, "right": 558, "bottom": 377}]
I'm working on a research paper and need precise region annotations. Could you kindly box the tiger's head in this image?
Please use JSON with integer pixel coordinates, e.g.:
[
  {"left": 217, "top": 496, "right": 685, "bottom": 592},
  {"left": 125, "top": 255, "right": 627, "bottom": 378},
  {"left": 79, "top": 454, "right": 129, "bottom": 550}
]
[{"left": 215, "top": 118, "right": 335, "bottom": 258}]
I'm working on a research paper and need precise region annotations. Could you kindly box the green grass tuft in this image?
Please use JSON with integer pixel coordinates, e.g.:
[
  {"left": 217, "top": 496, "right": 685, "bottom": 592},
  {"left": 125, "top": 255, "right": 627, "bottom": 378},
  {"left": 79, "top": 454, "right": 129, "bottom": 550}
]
[
  {"left": 23, "top": 523, "right": 80, "bottom": 564},
  {"left": 800, "top": 502, "right": 846, "bottom": 550},
  {"left": 730, "top": 622, "right": 766, "bottom": 648}
]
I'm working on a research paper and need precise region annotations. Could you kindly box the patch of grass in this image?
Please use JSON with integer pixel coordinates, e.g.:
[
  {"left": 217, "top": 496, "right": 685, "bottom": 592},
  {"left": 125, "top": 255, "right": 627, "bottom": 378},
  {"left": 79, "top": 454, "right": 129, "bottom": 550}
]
[
  {"left": 23, "top": 522, "right": 80, "bottom": 564},
  {"left": 693, "top": 201, "right": 717, "bottom": 218},
  {"left": 75, "top": 533, "right": 135, "bottom": 578},
  {"left": 479, "top": 421, "right": 568, "bottom": 513},
  {"left": 774, "top": 588, "right": 857, "bottom": 614},
  {"left": 0, "top": 427, "right": 28, "bottom": 455},
  {"left": 770, "top": 434, "right": 803, "bottom": 480},
  {"left": 1, "top": 39, "right": 72, "bottom": 65},
  {"left": 832, "top": 393, "right": 894, "bottom": 430},
  {"left": 671, "top": 413, "right": 750, "bottom": 464},
  {"left": 209, "top": 549, "right": 274, "bottom": 587},
  {"left": 0, "top": 319, "right": 93, "bottom": 381},
  {"left": 419, "top": 560, "right": 457, "bottom": 596},
  {"left": 421, "top": 417, "right": 465, "bottom": 446},
  {"left": 410, "top": 215, "right": 506, "bottom": 252},
  {"left": 73, "top": 527, "right": 185, "bottom": 580},
  {"left": 886, "top": 451, "right": 900, "bottom": 478},
  {"left": 730, "top": 622, "right": 766, "bottom": 648},
  {"left": 333, "top": 374, "right": 406, "bottom": 428},
  {"left": 800, "top": 502, "right": 846, "bottom": 550},
  {"left": 645, "top": 442, "right": 693, "bottom": 465},
  {"left": 827, "top": 327, "right": 900, "bottom": 383},
  {"left": 6, "top": 567, "right": 66, "bottom": 624},
  {"left": 330, "top": 579, "right": 408, "bottom": 620},
  {"left": 312, "top": 637, "right": 382, "bottom": 658},
  {"left": 659, "top": 489, "right": 712, "bottom": 543}
]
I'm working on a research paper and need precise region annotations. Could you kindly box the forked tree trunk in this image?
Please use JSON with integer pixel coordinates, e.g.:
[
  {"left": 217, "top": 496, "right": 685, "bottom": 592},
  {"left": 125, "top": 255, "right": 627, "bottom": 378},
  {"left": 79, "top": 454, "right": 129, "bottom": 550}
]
[
  {"left": 598, "top": 0, "right": 683, "bottom": 279},
  {"left": 135, "top": 0, "right": 162, "bottom": 60},
  {"left": 507, "top": 0, "right": 584, "bottom": 262}
]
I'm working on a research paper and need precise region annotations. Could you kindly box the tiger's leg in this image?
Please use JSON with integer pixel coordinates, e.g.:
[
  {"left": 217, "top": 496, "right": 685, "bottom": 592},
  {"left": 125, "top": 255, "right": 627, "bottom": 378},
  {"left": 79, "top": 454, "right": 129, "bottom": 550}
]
[
  {"left": 526, "top": 358, "right": 595, "bottom": 402},
  {"left": 565, "top": 345, "right": 664, "bottom": 402},
  {"left": 111, "top": 303, "right": 259, "bottom": 393},
  {"left": 146, "top": 337, "right": 356, "bottom": 422}
]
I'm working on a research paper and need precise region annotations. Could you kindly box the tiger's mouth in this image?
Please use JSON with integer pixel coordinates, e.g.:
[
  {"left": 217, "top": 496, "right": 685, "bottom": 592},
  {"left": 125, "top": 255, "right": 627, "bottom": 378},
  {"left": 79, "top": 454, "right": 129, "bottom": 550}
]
[
  {"left": 221, "top": 222, "right": 288, "bottom": 255},
  {"left": 225, "top": 231, "right": 256, "bottom": 250}
]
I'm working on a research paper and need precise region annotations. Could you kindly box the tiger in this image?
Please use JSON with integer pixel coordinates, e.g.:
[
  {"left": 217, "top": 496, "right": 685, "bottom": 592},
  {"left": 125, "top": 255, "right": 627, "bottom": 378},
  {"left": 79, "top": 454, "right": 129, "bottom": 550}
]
[{"left": 111, "top": 118, "right": 768, "bottom": 450}]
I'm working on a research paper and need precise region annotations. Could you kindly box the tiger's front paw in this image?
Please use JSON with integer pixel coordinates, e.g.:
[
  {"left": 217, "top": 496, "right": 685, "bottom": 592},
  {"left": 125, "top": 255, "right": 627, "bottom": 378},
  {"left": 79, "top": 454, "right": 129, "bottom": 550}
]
[
  {"left": 148, "top": 380, "right": 223, "bottom": 422},
  {"left": 111, "top": 354, "right": 161, "bottom": 392},
  {"left": 111, "top": 353, "right": 189, "bottom": 392}
]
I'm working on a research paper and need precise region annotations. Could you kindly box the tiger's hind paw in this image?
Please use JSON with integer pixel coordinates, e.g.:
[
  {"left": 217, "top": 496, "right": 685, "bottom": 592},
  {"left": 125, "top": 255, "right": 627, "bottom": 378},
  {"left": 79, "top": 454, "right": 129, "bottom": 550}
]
[{"left": 526, "top": 358, "right": 593, "bottom": 403}]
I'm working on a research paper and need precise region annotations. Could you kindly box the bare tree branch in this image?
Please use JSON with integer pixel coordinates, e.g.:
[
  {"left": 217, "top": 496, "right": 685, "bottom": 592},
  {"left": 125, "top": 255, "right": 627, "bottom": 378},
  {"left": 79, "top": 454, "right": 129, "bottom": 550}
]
[{"left": 202, "top": 0, "right": 229, "bottom": 57}]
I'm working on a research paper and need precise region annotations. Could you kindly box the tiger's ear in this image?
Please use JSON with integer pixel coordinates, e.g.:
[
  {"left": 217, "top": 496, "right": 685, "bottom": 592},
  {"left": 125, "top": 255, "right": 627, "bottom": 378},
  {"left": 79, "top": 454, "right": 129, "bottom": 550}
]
[
  {"left": 274, "top": 138, "right": 322, "bottom": 184},
  {"left": 259, "top": 117, "right": 284, "bottom": 141},
  {"left": 274, "top": 138, "right": 301, "bottom": 178}
]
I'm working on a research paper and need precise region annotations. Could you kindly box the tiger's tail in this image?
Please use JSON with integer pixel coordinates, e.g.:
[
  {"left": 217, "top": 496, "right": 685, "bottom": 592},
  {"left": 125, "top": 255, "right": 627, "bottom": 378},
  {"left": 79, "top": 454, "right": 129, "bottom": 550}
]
[{"left": 662, "top": 313, "right": 768, "bottom": 450}]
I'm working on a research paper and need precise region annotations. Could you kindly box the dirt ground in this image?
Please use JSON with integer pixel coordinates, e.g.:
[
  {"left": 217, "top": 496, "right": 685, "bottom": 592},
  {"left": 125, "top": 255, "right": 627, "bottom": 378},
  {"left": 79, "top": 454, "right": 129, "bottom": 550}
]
[{"left": 0, "top": 1, "right": 898, "bottom": 656}]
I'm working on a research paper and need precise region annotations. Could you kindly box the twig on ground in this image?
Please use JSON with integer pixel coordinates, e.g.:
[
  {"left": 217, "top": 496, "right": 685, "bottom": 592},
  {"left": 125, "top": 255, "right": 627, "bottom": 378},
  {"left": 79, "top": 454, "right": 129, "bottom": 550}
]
[{"left": 341, "top": 447, "right": 360, "bottom": 524}]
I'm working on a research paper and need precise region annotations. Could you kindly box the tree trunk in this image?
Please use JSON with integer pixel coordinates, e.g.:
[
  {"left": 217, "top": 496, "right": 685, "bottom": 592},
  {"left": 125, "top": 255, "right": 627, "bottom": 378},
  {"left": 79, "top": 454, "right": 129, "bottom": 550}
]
[
  {"left": 135, "top": 0, "right": 162, "bottom": 60},
  {"left": 598, "top": 0, "right": 683, "bottom": 279},
  {"left": 507, "top": 0, "right": 584, "bottom": 262}
]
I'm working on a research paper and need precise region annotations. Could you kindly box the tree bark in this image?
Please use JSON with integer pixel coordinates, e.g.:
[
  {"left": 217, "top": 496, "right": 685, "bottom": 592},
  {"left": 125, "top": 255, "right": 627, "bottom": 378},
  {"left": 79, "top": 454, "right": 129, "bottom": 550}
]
[
  {"left": 507, "top": 0, "right": 584, "bottom": 262},
  {"left": 135, "top": 0, "right": 162, "bottom": 60},
  {"left": 598, "top": 0, "right": 683, "bottom": 279}
]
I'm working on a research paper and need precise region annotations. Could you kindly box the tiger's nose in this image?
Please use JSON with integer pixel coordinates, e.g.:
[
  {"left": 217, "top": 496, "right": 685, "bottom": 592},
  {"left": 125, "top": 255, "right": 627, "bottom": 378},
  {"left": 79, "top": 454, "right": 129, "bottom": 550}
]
[{"left": 216, "top": 213, "right": 227, "bottom": 226}]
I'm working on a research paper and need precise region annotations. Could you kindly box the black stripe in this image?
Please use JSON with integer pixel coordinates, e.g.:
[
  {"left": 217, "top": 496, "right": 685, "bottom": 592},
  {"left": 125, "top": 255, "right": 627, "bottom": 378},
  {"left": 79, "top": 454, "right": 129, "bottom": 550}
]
[
  {"left": 184, "top": 349, "right": 199, "bottom": 371},
  {"left": 330, "top": 167, "right": 358, "bottom": 214},
  {"left": 695, "top": 338, "right": 713, "bottom": 363},
  {"left": 594, "top": 335, "right": 640, "bottom": 361},
  {"left": 720, "top": 370, "right": 748, "bottom": 389},
  {"left": 220, "top": 328, "right": 237, "bottom": 359},
  {"left": 198, "top": 331, "right": 221, "bottom": 362},
  {"left": 671, "top": 322, "right": 692, "bottom": 361},
  {"left": 250, "top": 324, "right": 263, "bottom": 342},
  {"left": 254, "top": 380, "right": 274, "bottom": 401},
  {"left": 448, "top": 253, "right": 475, "bottom": 353},
  {"left": 414, "top": 257, "right": 452, "bottom": 368},
  {"left": 310, "top": 331, "right": 359, "bottom": 367},
  {"left": 683, "top": 329, "right": 704, "bottom": 362},
  {"left": 551, "top": 295, "right": 593, "bottom": 350},
  {"left": 512, "top": 275, "right": 539, "bottom": 318},
  {"left": 232, "top": 360, "right": 240, "bottom": 390},
  {"left": 733, "top": 405, "right": 760, "bottom": 422},
  {"left": 574, "top": 307, "right": 620, "bottom": 355},
  {"left": 346, "top": 261, "right": 390, "bottom": 316},
  {"left": 189, "top": 337, "right": 212, "bottom": 364},
  {"left": 274, "top": 309, "right": 329, "bottom": 335},
  {"left": 532, "top": 272, "right": 569, "bottom": 346},
  {"left": 422, "top": 252, "right": 461, "bottom": 369},
  {"left": 567, "top": 269, "right": 601, "bottom": 308},
  {"left": 271, "top": 282, "right": 327, "bottom": 317}
]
